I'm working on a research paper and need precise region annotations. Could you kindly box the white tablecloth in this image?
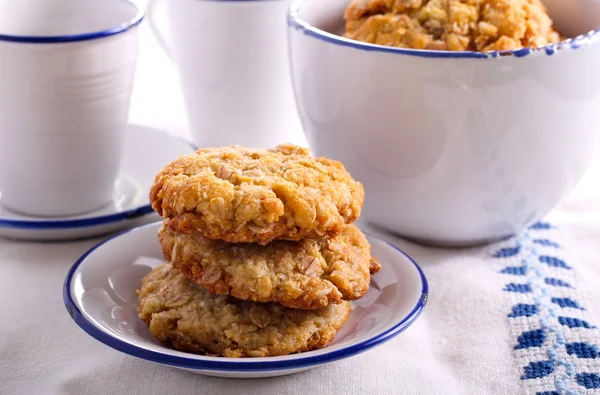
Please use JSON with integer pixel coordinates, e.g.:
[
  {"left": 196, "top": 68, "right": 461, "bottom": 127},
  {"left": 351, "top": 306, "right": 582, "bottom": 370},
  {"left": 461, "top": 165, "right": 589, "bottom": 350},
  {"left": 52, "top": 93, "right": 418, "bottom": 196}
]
[{"left": 3, "top": 23, "right": 600, "bottom": 395}]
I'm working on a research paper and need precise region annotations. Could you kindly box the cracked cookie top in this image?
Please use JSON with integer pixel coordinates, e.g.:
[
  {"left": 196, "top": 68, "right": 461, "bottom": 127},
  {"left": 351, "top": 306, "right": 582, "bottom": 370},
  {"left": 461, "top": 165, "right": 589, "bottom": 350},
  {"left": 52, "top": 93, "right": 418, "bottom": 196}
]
[{"left": 149, "top": 144, "right": 364, "bottom": 245}]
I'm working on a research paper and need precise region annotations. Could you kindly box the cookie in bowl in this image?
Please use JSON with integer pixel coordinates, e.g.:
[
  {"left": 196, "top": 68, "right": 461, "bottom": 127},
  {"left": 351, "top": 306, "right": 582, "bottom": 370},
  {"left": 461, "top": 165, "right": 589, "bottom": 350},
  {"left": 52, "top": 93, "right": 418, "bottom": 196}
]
[{"left": 344, "top": 0, "right": 561, "bottom": 52}]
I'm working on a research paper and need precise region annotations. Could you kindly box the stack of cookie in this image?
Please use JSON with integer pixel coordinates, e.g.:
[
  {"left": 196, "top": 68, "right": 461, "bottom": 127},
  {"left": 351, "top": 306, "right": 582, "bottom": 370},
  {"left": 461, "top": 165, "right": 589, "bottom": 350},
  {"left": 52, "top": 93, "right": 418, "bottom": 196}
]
[{"left": 137, "top": 144, "right": 380, "bottom": 358}]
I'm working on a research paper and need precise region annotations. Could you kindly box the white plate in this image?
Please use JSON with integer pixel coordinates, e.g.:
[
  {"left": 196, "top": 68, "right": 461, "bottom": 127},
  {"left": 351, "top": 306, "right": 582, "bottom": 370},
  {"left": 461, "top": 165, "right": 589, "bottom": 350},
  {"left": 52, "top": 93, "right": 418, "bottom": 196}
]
[
  {"left": 63, "top": 222, "right": 428, "bottom": 378},
  {"left": 0, "top": 125, "right": 195, "bottom": 241}
]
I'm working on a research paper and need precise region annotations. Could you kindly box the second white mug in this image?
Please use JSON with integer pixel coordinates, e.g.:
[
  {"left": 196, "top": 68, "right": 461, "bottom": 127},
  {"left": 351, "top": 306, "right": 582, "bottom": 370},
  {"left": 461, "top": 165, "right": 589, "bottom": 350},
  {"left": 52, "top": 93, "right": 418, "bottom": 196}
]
[
  {"left": 0, "top": 0, "right": 142, "bottom": 217},
  {"left": 147, "top": 0, "right": 304, "bottom": 149}
]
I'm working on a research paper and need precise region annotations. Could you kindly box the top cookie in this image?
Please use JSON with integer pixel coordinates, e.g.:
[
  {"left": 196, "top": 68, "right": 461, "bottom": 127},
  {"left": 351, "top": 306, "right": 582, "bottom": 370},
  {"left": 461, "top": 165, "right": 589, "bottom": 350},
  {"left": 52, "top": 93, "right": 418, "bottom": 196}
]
[{"left": 149, "top": 144, "right": 364, "bottom": 245}]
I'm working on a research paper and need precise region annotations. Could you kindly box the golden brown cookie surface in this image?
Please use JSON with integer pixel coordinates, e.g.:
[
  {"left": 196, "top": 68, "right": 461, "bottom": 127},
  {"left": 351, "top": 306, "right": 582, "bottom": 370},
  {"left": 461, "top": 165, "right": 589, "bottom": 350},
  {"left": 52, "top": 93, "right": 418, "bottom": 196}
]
[
  {"left": 137, "top": 262, "right": 352, "bottom": 357},
  {"left": 159, "top": 223, "right": 376, "bottom": 310},
  {"left": 149, "top": 144, "right": 364, "bottom": 245},
  {"left": 344, "top": 0, "right": 561, "bottom": 52}
]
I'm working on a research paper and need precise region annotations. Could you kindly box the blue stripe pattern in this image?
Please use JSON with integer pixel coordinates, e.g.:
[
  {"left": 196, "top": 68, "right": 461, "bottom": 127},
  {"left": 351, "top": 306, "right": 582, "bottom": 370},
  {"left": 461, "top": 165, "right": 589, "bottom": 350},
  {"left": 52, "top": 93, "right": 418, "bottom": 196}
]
[
  {"left": 534, "top": 239, "right": 561, "bottom": 248},
  {"left": 500, "top": 266, "right": 527, "bottom": 275},
  {"left": 508, "top": 304, "right": 539, "bottom": 318},
  {"left": 577, "top": 373, "right": 600, "bottom": 389},
  {"left": 494, "top": 246, "right": 522, "bottom": 258},
  {"left": 545, "top": 278, "right": 572, "bottom": 288},
  {"left": 495, "top": 221, "right": 600, "bottom": 393},
  {"left": 522, "top": 361, "right": 555, "bottom": 379},
  {"left": 566, "top": 343, "right": 600, "bottom": 359},
  {"left": 539, "top": 256, "right": 572, "bottom": 270},
  {"left": 551, "top": 298, "right": 584, "bottom": 310},
  {"left": 504, "top": 283, "right": 532, "bottom": 293},
  {"left": 515, "top": 329, "right": 546, "bottom": 349},
  {"left": 558, "top": 317, "right": 595, "bottom": 329},
  {"left": 530, "top": 222, "right": 553, "bottom": 230}
]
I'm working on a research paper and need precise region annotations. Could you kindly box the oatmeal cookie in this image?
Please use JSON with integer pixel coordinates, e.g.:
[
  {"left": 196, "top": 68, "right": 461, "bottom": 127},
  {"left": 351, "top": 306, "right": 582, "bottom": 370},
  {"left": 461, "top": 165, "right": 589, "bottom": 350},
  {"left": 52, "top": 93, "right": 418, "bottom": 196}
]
[
  {"left": 137, "top": 262, "right": 352, "bottom": 357},
  {"left": 344, "top": 0, "right": 561, "bottom": 52},
  {"left": 149, "top": 144, "right": 364, "bottom": 245},
  {"left": 159, "top": 222, "right": 378, "bottom": 310}
]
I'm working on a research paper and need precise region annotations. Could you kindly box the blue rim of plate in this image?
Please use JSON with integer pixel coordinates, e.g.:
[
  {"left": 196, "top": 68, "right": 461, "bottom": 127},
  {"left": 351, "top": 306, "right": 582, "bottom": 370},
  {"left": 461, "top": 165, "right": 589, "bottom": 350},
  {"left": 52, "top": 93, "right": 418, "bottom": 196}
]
[
  {"left": 0, "top": 0, "right": 144, "bottom": 44},
  {"left": 0, "top": 136, "right": 197, "bottom": 230},
  {"left": 287, "top": 0, "right": 600, "bottom": 59},
  {"left": 63, "top": 223, "right": 429, "bottom": 372}
]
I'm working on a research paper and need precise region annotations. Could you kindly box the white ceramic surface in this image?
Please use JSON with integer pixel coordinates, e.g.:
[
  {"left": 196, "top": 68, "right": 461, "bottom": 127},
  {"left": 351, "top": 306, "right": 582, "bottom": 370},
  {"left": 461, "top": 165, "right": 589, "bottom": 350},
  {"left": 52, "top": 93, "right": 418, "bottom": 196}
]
[
  {"left": 288, "top": 0, "right": 600, "bottom": 246},
  {"left": 147, "top": 0, "right": 303, "bottom": 149},
  {"left": 0, "top": 0, "right": 143, "bottom": 217},
  {"left": 64, "top": 222, "right": 428, "bottom": 378},
  {"left": 0, "top": 125, "right": 195, "bottom": 241},
  {"left": 543, "top": 0, "right": 600, "bottom": 39}
]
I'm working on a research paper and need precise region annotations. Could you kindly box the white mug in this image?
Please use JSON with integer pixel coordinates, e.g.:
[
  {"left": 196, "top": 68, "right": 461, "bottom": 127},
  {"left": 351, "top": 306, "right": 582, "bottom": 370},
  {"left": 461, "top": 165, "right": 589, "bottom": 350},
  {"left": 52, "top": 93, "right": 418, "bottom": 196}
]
[
  {"left": 147, "top": 0, "right": 303, "bottom": 149},
  {"left": 0, "top": 0, "right": 143, "bottom": 217}
]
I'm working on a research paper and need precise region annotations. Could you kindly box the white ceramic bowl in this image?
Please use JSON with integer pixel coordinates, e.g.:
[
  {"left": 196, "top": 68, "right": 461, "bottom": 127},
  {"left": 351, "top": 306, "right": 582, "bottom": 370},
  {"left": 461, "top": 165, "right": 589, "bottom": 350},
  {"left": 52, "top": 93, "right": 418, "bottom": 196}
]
[
  {"left": 288, "top": 0, "right": 600, "bottom": 246},
  {"left": 63, "top": 222, "right": 428, "bottom": 378}
]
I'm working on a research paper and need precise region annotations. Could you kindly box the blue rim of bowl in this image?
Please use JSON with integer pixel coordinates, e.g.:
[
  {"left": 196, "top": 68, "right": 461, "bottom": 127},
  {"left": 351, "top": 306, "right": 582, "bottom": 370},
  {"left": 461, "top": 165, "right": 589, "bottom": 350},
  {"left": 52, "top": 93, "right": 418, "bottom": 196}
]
[
  {"left": 287, "top": 0, "right": 600, "bottom": 59},
  {"left": 0, "top": 136, "right": 197, "bottom": 230},
  {"left": 63, "top": 223, "right": 429, "bottom": 372},
  {"left": 0, "top": 0, "right": 144, "bottom": 44}
]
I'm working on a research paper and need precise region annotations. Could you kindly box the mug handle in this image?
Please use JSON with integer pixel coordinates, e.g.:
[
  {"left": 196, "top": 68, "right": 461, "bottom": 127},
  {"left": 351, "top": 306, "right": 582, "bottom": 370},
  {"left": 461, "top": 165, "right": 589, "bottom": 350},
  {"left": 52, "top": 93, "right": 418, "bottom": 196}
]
[{"left": 147, "top": 0, "right": 173, "bottom": 59}]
